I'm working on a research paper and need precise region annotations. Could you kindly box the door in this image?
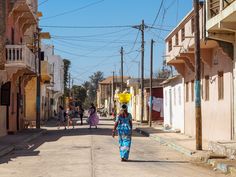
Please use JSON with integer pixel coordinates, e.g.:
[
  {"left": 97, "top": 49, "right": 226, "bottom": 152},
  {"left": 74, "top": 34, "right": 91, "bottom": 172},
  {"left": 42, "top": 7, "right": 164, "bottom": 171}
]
[{"left": 1, "top": 82, "right": 11, "bottom": 130}]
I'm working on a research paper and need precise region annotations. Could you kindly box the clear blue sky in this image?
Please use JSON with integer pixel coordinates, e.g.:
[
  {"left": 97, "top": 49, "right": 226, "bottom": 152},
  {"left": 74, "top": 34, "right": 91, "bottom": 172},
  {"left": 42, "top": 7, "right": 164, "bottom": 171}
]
[{"left": 39, "top": 0, "right": 192, "bottom": 85}]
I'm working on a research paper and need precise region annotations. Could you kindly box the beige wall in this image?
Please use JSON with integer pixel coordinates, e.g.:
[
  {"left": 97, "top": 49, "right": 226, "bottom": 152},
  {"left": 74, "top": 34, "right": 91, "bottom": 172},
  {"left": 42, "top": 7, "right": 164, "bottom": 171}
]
[
  {"left": 184, "top": 47, "right": 233, "bottom": 141},
  {"left": 25, "top": 77, "right": 36, "bottom": 121}
]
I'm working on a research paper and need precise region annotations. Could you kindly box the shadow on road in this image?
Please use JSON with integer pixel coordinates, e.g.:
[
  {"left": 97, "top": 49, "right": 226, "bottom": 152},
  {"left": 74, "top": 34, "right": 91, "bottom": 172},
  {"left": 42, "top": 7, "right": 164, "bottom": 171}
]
[
  {"left": 0, "top": 118, "right": 143, "bottom": 165},
  {"left": 127, "top": 160, "right": 189, "bottom": 163}
]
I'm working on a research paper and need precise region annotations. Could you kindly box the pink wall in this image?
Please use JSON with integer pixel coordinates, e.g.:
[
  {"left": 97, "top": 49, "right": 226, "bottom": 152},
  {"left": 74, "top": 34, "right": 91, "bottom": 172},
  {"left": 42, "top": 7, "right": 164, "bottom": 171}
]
[{"left": 184, "top": 47, "right": 233, "bottom": 141}]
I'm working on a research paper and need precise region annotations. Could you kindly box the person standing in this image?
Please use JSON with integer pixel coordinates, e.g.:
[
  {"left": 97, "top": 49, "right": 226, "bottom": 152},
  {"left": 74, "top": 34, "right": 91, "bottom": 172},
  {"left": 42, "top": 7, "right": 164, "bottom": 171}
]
[
  {"left": 112, "top": 104, "right": 132, "bottom": 162},
  {"left": 68, "top": 105, "right": 76, "bottom": 129},
  {"left": 88, "top": 103, "right": 99, "bottom": 129},
  {"left": 78, "top": 105, "right": 84, "bottom": 125}
]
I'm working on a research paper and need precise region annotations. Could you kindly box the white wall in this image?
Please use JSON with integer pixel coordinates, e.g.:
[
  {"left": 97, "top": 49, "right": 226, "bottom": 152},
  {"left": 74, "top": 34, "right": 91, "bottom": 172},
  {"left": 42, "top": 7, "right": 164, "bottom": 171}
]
[
  {"left": 163, "top": 77, "right": 184, "bottom": 133},
  {"left": 234, "top": 35, "right": 236, "bottom": 139}
]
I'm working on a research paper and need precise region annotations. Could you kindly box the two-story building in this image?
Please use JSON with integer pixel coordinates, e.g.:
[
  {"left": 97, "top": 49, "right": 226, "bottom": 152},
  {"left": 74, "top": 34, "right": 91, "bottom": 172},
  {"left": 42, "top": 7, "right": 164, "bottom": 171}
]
[
  {"left": 165, "top": 2, "right": 233, "bottom": 141},
  {"left": 205, "top": 0, "right": 236, "bottom": 139},
  {"left": 0, "top": 0, "right": 39, "bottom": 135}
]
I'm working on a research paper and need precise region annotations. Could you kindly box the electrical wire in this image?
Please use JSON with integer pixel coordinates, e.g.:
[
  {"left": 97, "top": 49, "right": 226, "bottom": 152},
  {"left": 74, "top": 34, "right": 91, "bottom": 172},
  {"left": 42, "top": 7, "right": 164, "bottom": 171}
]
[
  {"left": 41, "top": 0, "right": 106, "bottom": 20},
  {"left": 51, "top": 28, "right": 131, "bottom": 39},
  {"left": 39, "top": 0, "right": 49, "bottom": 6},
  {"left": 151, "top": 0, "right": 164, "bottom": 28},
  {"left": 40, "top": 25, "right": 133, "bottom": 29}
]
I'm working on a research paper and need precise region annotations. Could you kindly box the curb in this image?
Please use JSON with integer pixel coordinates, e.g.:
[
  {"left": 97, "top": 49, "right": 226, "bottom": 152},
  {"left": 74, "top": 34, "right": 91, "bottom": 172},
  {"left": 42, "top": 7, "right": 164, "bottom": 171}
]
[
  {"left": 0, "top": 146, "right": 14, "bottom": 157},
  {"left": 0, "top": 129, "right": 47, "bottom": 157},
  {"left": 136, "top": 127, "right": 236, "bottom": 175},
  {"left": 207, "top": 159, "right": 236, "bottom": 175},
  {"left": 22, "top": 129, "right": 47, "bottom": 144},
  {"left": 135, "top": 128, "right": 195, "bottom": 157}
]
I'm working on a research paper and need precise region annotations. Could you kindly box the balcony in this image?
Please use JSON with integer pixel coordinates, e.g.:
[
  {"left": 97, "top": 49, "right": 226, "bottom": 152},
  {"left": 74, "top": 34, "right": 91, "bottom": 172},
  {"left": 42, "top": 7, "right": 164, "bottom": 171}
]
[
  {"left": 9, "top": 0, "right": 37, "bottom": 34},
  {"left": 206, "top": 0, "right": 236, "bottom": 43},
  {"left": 41, "top": 61, "right": 53, "bottom": 83},
  {"left": 165, "top": 3, "right": 219, "bottom": 76},
  {"left": 5, "top": 45, "right": 37, "bottom": 73}
]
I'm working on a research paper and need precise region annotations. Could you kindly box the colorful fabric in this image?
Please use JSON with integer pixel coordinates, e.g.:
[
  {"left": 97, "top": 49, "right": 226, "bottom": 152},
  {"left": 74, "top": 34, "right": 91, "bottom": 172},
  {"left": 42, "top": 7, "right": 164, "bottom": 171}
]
[
  {"left": 88, "top": 108, "right": 99, "bottom": 126},
  {"left": 116, "top": 113, "right": 132, "bottom": 160}
]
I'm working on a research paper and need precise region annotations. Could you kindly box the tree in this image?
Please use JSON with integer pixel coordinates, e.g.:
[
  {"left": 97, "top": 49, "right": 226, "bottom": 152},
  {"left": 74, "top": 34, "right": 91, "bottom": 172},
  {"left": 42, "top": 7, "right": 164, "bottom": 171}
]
[
  {"left": 63, "top": 59, "right": 71, "bottom": 97},
  {"left": 72, "top": 85, "right": 87, "bottom": 105},
  {"left": 83, "top": 71, "right": 104, "bottom": 107},
  {"left": 155, "top": 65, "right": 172, "bottom": 79}
]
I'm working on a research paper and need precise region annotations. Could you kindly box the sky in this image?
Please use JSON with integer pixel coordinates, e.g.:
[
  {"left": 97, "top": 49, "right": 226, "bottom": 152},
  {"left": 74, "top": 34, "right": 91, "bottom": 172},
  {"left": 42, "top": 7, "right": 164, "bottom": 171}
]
[{"left": 39, "top": 0, "right": 193, "bottom": 85}]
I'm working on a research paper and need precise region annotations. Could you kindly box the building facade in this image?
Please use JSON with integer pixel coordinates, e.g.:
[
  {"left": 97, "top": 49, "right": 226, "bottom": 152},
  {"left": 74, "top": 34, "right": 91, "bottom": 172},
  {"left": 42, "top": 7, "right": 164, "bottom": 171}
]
[
  {"left": 162, "top": 76, "right": 185, "bottom": 133},
  {"left": 97, "top": 76, "right": 129, "bottom": 113},
  {"left": 0, "top": 0, "right": 38, "bottom": 135},
  {"left": 165, "top": 2, "right": 233, "bottom": 141},
  {"left": 205, "top": 0, "right": 236, "bottom": 139}
]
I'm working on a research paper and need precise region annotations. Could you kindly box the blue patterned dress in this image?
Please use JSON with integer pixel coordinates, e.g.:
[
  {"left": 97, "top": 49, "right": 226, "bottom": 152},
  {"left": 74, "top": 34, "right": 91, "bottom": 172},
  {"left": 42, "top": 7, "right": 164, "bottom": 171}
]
[{"left": 116, "top": 113, "right": 132, "bottom": 160}]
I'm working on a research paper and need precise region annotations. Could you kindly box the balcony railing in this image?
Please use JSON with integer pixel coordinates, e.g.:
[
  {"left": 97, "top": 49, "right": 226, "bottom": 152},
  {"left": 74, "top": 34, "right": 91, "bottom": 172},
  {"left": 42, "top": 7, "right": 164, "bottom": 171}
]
[
  {"left": 5, "top": 45, "right": 37, "bottom": 73},
  {"left": 41, "top": 61, "right": 54, "bottom": 77},
  {"left": 208, "top": 0, "right": 235, "bottom": 18}
]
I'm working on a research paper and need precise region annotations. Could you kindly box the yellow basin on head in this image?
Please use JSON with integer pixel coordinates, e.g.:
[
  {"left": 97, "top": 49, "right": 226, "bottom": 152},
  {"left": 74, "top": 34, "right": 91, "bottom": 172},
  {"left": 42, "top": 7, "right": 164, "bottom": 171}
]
[{"left": 118, "top": 93, "right": 131, "bottom": 103}]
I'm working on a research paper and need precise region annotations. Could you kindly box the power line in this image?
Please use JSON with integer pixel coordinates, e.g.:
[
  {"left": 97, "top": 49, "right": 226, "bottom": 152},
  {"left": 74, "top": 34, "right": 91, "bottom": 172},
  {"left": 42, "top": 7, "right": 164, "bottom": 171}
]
[
  {"left": 54, "top": 48, "right": 121, "bottom": 58},
  {"left": 38, "top": 0, "right": 49, "bottom": 6},
  {"left": 51, "top": 36, "right": 140, "bottom": 44},
  {"left": 151, "top": 0, "right": 164, "bottom": 27},
  {"left": 40, "top": 25, "right": 134, "bottom": 29},
  {"left": 50, "top": 28, "right": 130, "bottom": 38},
  {"left": 41, "top": 0, "right": 106, "bottom": 20}
]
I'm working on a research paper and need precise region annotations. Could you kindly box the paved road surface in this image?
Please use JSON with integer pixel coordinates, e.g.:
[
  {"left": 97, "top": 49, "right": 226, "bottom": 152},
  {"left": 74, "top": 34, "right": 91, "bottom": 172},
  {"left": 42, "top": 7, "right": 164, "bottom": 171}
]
[{"left": 0, "top": 118, "right": 227, "bottom": 177}]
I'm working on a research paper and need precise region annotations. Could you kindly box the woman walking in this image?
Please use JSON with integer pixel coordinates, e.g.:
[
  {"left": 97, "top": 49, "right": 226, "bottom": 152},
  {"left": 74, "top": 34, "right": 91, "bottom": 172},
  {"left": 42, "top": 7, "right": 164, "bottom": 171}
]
[
  {"left": 57, "top": 106, "right": 66, "bottom": 130},
  {"left": 112, "top": 104, "right": 132, "bottom": 161},
  {"left": 88, "top": 103, "right": 99, "bottom": 129}
]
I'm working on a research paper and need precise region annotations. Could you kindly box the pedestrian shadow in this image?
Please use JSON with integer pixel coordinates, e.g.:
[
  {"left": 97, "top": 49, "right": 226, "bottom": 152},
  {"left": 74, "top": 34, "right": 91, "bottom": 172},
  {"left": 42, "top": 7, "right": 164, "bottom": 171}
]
[{"left": 127, "top": 159, "right": 189, "bottom": 163}]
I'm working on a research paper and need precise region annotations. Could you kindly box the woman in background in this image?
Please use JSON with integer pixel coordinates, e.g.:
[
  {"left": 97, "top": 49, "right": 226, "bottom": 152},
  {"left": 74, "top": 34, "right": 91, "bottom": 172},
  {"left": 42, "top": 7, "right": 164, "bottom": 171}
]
[
  {"left": 57, "top": 106, "right": 66, "bottom": 130},
  {"left": 88, "top": 103, "right": 99, "bottom": 129},
  {"left": 112, "top": 104, "right": 132, "bottom": 162}
]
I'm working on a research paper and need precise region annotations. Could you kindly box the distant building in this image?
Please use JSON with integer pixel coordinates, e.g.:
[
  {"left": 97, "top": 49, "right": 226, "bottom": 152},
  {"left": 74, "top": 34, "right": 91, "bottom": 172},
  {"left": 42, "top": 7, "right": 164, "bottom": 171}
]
[{"left": 97, "top": 76, "right": 130, "bottom": 113}]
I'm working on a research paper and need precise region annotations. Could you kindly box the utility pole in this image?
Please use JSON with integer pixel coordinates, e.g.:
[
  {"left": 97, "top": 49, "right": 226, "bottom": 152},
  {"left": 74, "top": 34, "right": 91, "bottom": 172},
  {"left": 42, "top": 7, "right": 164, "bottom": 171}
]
[
  {"left": 69, "top": 73, "right": 71, "bottom": 98},
  {"left": 120, "top": 47, "right": 124, "bottom": 92},
  {"left": 72, "top": 78, "right": 74, "bottom": 100},
  {"left": 109, "top": 81, "right": 112, "bottom": 114},
  {"left": 112, "top": 71, "right": 115, "bottom": 102},
  {"left": 149, "top": 39, "right": 154, "bottom": 127},
  {"left": 140, "top": 19, "right": 145, "bottom": 123},
  {"left": 193, "top": 0, "right": 202, "bottom": 150},
  {"left": 36, "top": 27, "right": 41, "bottom": 129}
]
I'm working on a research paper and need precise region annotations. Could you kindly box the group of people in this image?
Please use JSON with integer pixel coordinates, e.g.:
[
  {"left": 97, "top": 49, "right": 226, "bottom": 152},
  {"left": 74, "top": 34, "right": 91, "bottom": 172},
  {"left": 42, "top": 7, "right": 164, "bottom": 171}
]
[
  {"left": 57, "top": 102, "right": 133, "bottom": 162},
  {"left": 57, "top": 103, "right": 99, "bottom": 129}
]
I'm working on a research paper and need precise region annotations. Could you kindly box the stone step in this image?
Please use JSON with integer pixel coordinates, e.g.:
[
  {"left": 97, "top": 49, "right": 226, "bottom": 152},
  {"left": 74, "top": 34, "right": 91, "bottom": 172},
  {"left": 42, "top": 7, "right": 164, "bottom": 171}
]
[{"left": 209, "top": 141, "right": 236, "bottom": 159}]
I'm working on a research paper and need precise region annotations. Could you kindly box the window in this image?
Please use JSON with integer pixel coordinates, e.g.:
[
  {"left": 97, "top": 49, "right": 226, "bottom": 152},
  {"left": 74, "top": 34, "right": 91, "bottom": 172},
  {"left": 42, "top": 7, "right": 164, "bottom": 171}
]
[
  {"left": 218, "top": 72, "right": 224, "bottom": 100},
  {"left": 178, "top": 86, "right": 181, "bottom": 105},
  {"left": 191, "top": 80, "right": 194, "bottom": 102},
  {"left": 175, "top": 33, "right": 179, "bottom": 46},
  {"left": 191, "top": 18, "right": 195, "bottom": 34},
  {"left": 168, "top": 39, "right": 172, "bottom": 52},
  {"left": 181, "top": 27, "right": 185, "bottom": 41},
  {"left": 205, "top": 76, "right": 209, "bottom": 101},
  {"left": 186, "top": 82, "right": 189, "bottom": 102}
]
